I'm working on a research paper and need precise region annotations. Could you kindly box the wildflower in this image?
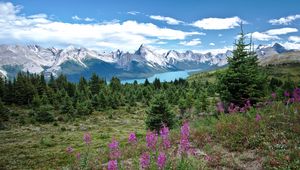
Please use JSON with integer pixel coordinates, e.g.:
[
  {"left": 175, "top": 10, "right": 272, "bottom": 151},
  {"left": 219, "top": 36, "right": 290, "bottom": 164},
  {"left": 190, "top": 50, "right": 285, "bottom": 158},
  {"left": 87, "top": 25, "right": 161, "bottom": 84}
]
[
  {"left": 179, "top": 121, "right": 190, "bottom": 154},
  {"left": 146, "top": 131, "right": 158, "bottom": 151},
  {"left": 240, "top": 107, "right": 246, "bottom": 113},
  {"left": 83, "top": 133, "right": 91, "bottom": 145},
  {"left": 271, "top": 92, "right": 276, "bottom": 99},
  {"left": 216, "top": 101, "right": 224, "bottom": 113},
  {"left": 284, "top": 91, "right": 290, "bottom": 97},
  {"left": 157, "top": 152, "right": 167, "bottom": 169},
  {"left": 160, "top": 125, "right": 171, "bottom": 149},
  {"left": 294, "top": 88, "right": 300, "bottom": 102},
  {"left": 128, "top": 132, "right": 137, "bottom": 144},
  {"left": 76, "top": 152, "right": 81, "bottom": 160},
  {"left": 246, "top": 99, "right": 251, "bottom": 108},
  {"left": 204, "top": 155, "right": 212, "bottom": 161},
  {"left": 140, "top": 152, "right": 151, "bottom": 169},
  {"left": 109, "top": 139, "right": 119, "bottom": 150},
  {"left": 108, "top": 160, "right": 118, "bottom": 170},
  {"left": 66, "top": 146, "right": 73, "bottom": 153},
  {"left": 255, "top": 114, "right": 262, "bottom": 122},
  {"left": 288, "top": 97, "right": 295, "bottom": 104},
  {"left": 228, "top": 103, "right": 239, "bottom": 113},
  {"left": 109, "top": 139, "right": 121, "bottom": 159}
]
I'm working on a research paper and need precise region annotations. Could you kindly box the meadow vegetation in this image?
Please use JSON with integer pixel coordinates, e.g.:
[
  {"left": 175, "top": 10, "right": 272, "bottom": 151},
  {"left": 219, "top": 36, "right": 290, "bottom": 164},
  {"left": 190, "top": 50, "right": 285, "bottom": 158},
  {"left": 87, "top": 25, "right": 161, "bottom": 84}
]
[{"left": 0, "top": 30, "right": 300, "bottom": 169}]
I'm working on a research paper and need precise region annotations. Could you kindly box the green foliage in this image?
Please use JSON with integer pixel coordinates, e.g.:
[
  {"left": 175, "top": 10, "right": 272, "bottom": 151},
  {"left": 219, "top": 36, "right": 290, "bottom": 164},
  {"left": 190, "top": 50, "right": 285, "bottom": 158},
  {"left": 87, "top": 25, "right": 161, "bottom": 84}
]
[
  {"left": 217, "top": 30, "right": 267, "bottom": 106},
  {"left": 35, "top": 105, "right": 55, "bottom": 123},
  {"left": 146, "top": 94, "right": 175, "bottom": 131},
  {"left": 76, "top": 99, "right": 93, "bottom": 115}
]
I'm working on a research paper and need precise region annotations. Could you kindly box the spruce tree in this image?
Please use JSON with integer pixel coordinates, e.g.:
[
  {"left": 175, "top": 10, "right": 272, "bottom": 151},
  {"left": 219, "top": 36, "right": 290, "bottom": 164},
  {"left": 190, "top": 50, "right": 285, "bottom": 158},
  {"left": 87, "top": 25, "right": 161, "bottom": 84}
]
[
  {"left": 89, "top": 73, "right": 101, "bottom": 95},
  {"left": 217, "top": 27, "right": 266, "bottom": 106},
  {"left": 146, "top": 94, "right": 175, "bottom": 131}
]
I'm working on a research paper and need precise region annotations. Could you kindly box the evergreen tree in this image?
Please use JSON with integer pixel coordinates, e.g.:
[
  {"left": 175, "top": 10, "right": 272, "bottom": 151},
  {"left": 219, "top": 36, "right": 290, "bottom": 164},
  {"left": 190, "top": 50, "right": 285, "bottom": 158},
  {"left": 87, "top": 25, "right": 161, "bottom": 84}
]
[
  {"left": 144, "top": 78, "right": 150, "bottom": 86},
  {"left": 0, "top": 77, "right": 4, "bottom": 99},
  {"left": 35, "top": 105, "right": 54, "bottom": 123},
  {"left": 153, "top": 78, "right": 161, "bottom": 89},
  {"left": 78, "top": 76, "right": 88, "bottom": 93},
  {"left": 76, "top": 99, "right": 93, "bottom": 115},
  {"left": 217, "top": 27, "right": 266, "bottom": 106},
  {"left": 32, "top": 94, "right": 42, "bottom": 108},
  {"left": 60, "top": 95, "right": 75, "bottom": 115},
  {"left": 89, "top": 73, "right": 101, "bottom": 95},
  {"left": 110, "top": 77, "right": 121, "bottom": 92},
  {"left": 146, "top": 94, "right": 175, "bottom": 131}
]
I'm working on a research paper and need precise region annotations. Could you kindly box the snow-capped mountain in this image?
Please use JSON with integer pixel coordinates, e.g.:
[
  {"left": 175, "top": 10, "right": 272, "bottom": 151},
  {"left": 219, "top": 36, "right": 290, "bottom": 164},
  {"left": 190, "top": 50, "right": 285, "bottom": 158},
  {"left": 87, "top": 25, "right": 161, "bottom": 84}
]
[{"left": 0, "top": 43, "right": 297, "bottom": 81}]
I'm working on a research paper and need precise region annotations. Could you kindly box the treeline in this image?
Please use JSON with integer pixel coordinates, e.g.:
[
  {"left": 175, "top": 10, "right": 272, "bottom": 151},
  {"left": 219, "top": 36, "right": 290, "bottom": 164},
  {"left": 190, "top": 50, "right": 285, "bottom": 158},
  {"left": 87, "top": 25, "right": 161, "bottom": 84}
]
[{"left": 0, "top": 71, "right": 214, "bottom": 123}]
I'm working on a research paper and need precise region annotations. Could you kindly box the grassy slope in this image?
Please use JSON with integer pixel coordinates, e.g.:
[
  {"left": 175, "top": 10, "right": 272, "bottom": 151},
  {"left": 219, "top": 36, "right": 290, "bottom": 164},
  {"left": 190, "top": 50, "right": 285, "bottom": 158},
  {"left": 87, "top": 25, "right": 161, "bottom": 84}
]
[
  {"left": 188, "top": 63, "right": 300, "bottom": 83},
  {"left": 0, "top": 107, "right": 146, "bottom": 169},
  {"left": 1, "top": 64, "right": 300, "bottom": 169}
]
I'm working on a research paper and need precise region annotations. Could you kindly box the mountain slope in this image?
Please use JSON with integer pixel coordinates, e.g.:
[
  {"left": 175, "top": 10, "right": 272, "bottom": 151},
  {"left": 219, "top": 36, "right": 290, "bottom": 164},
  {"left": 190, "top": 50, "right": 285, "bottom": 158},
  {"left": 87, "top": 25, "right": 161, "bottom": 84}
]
[{"left": 0, "top": 43, "right": 298, "bottom": 81}]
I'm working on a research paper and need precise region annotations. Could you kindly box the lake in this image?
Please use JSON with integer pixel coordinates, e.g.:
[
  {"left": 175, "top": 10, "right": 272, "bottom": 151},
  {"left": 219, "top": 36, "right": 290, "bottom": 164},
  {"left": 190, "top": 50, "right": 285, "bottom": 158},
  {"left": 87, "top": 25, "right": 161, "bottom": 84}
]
[{"left": 121, "top": 68, "right": 203, "bottom": 84}]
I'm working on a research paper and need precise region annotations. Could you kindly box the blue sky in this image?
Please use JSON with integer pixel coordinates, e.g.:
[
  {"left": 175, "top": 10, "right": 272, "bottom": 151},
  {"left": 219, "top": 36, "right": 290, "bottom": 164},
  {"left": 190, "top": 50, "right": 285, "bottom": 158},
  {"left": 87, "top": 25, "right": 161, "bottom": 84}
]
[{"left": 0, "top": 0, "right": 300, "bottom": 53}]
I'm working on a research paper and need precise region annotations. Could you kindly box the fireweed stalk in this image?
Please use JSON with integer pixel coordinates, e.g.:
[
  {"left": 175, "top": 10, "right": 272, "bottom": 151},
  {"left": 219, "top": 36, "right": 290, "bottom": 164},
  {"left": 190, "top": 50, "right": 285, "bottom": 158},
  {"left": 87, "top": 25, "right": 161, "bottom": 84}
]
[
  {"left": 179, "top": 121, "right": 190, "bottom": 156},
  {"left": 109, "top": 138, "right": 121, "bottom": 159},
  {"left": 146, "top": 131, "right": 158, "bottom": 151},
  {"left": 159, "top": 125, "right": 171, "bottom": 150}
]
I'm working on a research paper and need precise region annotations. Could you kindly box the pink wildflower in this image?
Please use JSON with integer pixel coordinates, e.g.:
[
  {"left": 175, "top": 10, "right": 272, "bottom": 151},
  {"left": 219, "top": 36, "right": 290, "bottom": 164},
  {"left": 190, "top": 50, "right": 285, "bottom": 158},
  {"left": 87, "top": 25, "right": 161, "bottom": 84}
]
[
  {"left": 228, "top": 103, "right": 238, "bottom": 113},
  {"left": 128, "top": 132, "right": 137, "bottom": 144},
  {"left": 240, "top": 107, "right": 246, "bottom": 113},
  {"left": 284, "top": 91, "right": 290, "bottom": 97},
  {"left": 271, "top": 92, "right": 276, "bottom": 99},
  {"left": 66, "top": 146, "right": 73, "bottom": 153},
  {"left": 140, "top": 152, "right": 151, "bottom": 169},
  {"left": 255, "top": 114, "right": 262, "bottom": 122},
  {"left": 83, "top": 133, "right": 91, "bottom": 145},
  {"left": 179, "top": 121, "right": 190, "bottom": 154},
  {"left": 108, "top": 160, "right": 118, "bottom": 170},
  {"left": 216, "top": 101, "right": 224, "bottom": 113},
  {"left": 294, "top": 88, "right": 300, "bottom": 102},
  {"left": 76, "top": 152, "right": 81, "bottom": 160},
  {"left": 109, "top": 139, "right": 121, "bottom": 159},
  {"left": 157, "top": 152, "right": 167, "bottom": 169},
  {"left": 204, "top": 155, "right": 212, "bottom": 161},
  {"left": 146, "top": 131, "right": 158, "bottom": 151},
  {"left": 160, "top": 125, "right": 171, "bottom": 149}
]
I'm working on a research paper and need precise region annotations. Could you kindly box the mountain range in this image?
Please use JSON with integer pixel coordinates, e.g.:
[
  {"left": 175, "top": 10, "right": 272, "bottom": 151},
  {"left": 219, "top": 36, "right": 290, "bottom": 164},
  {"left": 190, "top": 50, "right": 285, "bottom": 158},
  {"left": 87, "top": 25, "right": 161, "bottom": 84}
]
[{"left": 0, "top": 43, "right": 299, "bottom": 81}]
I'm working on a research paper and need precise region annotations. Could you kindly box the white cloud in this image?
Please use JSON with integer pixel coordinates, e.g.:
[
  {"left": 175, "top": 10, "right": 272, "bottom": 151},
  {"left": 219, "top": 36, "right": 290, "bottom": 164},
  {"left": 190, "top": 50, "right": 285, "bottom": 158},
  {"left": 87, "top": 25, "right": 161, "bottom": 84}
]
[
  {"left": 72, "top": 15, "right": 81, "bottom": 20},
  {"left": 248, "top": 32, "right": 280, "bottom": 41},
  {"left": 288, "top": 36, "right": 300, "bottom": 43},
  {"left": 149, "top": 15, "right": 183, "bottom": 25},
  {"left": 193, "top": 46, "right": 233, "bottom": 55},
  {"left": 265, "top": 28, "right": 298, "bottom": 35},
  {"left": 269, "top": 14, "right": 300, "bottom": 25},
  {"left": 72, "top": 15, "right": 95, "bottom": 22},
  {"left": 84, "top": 17, "right": 94, "bottom": 22},
  {"left": 192, "top": 16, "right": 245, "bottom": 30},
  {"left": 282, "top": 42, "right": 300, "bottom": 50},
  {"left": 0, "top": 2, "right": 201, "bottom": 51},
  {"left": 179, "top": 38, "right": 201, "bottom": 46},
  {"left": 209, "top": 43, "right": 215, "bottom": 46},
  {"left": 127, "top": 11, "right": 140, "bottom": 15},
  {"left": 157, "top": 41, "right": 167, "bottom": 44}
]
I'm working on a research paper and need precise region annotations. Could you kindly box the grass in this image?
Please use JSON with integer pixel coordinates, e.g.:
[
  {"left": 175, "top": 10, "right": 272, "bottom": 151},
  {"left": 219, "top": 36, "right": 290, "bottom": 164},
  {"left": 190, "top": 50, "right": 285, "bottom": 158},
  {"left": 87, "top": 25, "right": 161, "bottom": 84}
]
[
  {"left": 188, "top": 63, "right": 300, "bottom": 84},
  {"left": 0, "top": 107, "right": 147, "bottom": 169},
  {"left": 1, "top": 98, "right": 300, "bottom": 169}
]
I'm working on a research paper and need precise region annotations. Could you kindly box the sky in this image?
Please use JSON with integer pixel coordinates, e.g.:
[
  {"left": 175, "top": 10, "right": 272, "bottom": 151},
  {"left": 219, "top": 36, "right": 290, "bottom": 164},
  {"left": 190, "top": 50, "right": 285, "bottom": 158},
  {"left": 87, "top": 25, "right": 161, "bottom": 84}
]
[{"left": 0, "top": 0, "right": 300, "bottom": 54}]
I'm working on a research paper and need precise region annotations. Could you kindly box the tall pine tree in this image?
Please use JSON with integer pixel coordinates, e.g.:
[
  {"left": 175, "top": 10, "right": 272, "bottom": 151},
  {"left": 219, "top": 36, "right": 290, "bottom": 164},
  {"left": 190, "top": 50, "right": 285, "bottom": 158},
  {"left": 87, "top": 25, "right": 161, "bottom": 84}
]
[{"left": 217, "top": 27, "right": 266, "bottom": 106}]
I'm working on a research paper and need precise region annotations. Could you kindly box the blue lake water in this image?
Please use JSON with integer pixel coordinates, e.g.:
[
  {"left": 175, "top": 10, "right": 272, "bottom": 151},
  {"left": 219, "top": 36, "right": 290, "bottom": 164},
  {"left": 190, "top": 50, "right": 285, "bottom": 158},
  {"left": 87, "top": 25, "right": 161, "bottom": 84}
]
[{"left": 121, "top": 68, "right": 203, "bottom": 84}]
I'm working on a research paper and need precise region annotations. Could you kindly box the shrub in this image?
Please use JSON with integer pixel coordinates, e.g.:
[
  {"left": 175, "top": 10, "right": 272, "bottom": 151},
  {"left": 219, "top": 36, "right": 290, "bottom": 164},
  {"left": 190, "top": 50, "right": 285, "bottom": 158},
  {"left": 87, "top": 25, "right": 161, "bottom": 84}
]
[
  {"left": 146, "top": 94, "right": 175, "bottom": 131},
  {"left": 35, "top": 105, "right": 55, "bottom": 123}
]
